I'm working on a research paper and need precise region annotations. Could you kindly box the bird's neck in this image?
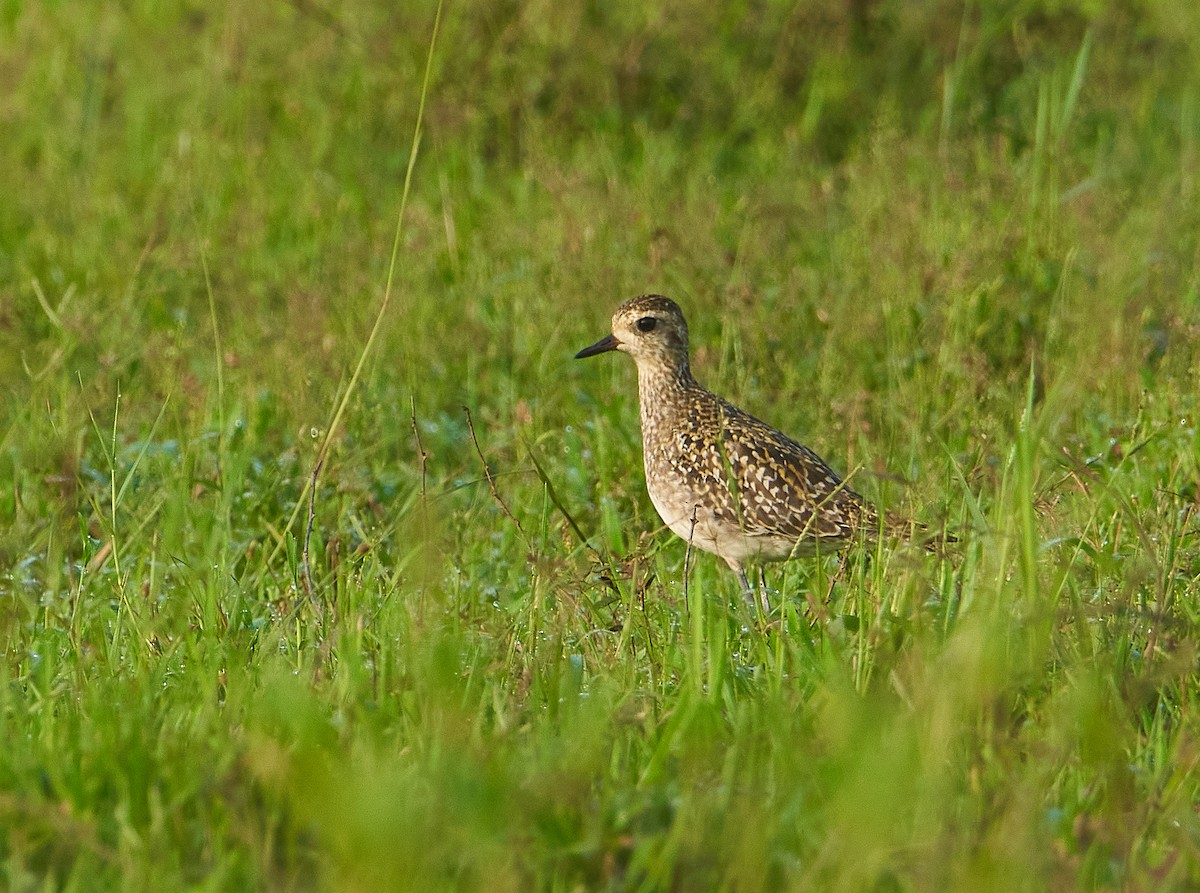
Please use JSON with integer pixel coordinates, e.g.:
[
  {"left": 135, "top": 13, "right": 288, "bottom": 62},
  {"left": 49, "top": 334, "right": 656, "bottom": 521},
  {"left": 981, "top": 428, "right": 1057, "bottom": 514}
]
[{"left": 636, "top": 359, "right": 698, "bottom": 429}]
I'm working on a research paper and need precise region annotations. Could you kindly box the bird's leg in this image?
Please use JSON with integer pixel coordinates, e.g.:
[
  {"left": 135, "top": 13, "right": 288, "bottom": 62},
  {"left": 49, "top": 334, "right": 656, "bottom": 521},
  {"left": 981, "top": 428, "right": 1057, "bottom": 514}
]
[
  {"left": 756, "top": 567, "right": 773, "bottom": 613},
  {"left": 733, "top": 564, "right": 758, "bottom": 608},
  {"left": 730, "top": 561, "right": 772, "bottom": 613},
  {"left": 737, "top": 567, "right": 753, "bottom": 602},
  {"left": 755, "top": 568, "right": 771, "bottom": 614}
]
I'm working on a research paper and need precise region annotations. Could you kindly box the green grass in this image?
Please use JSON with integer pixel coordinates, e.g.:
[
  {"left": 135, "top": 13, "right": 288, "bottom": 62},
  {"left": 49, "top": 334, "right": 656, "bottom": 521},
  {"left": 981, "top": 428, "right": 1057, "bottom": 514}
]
[{"left": 2, "top": 1, "right": 1200, "bottom": 890}]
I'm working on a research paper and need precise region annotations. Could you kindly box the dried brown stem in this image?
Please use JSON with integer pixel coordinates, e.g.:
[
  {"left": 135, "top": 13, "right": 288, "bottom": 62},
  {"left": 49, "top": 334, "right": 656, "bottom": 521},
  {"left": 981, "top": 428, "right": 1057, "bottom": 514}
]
[
  {"left": 464, "top": 407, "right": 528, "bottom": 545},
  {"left": 410, "top": 396, "right": 428, "bottom": 502},
  {"left": 301, "top": 456, "right": 324, "bottom": 597}
]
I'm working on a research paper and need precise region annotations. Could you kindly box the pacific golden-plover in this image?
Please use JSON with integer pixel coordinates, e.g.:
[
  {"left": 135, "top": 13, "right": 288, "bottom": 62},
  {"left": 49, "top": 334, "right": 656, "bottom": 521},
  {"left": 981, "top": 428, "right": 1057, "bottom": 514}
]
[{"left": 576, "top": 294, "right": 927, "bottom": 606}]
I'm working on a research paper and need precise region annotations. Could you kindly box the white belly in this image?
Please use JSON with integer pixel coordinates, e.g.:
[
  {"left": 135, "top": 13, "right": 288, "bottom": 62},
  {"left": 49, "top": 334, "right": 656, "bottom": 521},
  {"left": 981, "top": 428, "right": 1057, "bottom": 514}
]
[{"left": 646, "top": 478, "right": 801, "bottom": 568}]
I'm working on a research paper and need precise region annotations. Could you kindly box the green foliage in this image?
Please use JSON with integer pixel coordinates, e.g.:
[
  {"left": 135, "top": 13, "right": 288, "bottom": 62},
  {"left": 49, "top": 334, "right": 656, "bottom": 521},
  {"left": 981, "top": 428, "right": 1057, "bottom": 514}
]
[{"left": 2, "top": 0, "right": 1199, "bottom": 890}]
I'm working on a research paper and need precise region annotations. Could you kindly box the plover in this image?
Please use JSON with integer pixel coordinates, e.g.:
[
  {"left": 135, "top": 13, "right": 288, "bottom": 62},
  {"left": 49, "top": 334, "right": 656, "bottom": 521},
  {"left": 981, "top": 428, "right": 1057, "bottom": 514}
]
[{"left": 576, "top": 294, "right": 927, "bottom": 606}]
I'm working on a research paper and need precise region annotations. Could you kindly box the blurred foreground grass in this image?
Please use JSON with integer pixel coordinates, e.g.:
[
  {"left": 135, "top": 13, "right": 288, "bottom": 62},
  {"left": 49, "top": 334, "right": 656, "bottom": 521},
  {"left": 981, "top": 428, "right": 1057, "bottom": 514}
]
[{"left": 2, "top": 1, "right": 1200, "bottom": 890}]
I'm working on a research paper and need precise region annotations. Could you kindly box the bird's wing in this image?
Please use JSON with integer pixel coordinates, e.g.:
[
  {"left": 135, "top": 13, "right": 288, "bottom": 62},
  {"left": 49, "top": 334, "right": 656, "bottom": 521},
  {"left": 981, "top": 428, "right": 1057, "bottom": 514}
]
[{"left": 715, "top": 403, "right": 878, "bottom": 542}]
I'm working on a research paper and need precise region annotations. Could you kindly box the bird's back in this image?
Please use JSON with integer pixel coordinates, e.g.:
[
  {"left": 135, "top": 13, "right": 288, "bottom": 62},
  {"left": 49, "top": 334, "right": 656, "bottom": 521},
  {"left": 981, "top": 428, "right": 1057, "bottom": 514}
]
[{"left": 642, "top": 381, "right": 884, "bottom": 558}]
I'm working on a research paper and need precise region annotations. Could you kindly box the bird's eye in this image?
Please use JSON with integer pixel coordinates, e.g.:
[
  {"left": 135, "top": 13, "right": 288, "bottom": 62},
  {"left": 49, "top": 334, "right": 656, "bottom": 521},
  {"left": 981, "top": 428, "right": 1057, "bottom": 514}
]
[{"left": 636, "top": 316, "right": 657, "bottom": 333}]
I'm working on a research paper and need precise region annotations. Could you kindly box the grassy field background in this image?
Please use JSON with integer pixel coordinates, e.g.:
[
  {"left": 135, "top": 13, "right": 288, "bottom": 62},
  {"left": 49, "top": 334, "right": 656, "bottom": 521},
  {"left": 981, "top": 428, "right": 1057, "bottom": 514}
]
[{"left": 2, "top": 1, "right": 1200, "bottom": 890}]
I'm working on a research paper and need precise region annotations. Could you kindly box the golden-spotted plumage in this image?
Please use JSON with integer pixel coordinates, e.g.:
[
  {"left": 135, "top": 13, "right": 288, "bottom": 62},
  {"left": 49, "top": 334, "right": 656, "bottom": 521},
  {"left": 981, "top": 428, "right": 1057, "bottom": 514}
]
[{"left": 576, "top": 294, "right": 917, "bottom": 600}]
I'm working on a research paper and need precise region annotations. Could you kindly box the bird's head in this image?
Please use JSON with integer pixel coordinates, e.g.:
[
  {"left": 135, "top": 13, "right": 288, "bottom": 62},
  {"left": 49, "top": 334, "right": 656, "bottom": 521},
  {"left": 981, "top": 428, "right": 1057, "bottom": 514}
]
[{"left": 575, "top": 294, "right": 690, "bottom": 372}]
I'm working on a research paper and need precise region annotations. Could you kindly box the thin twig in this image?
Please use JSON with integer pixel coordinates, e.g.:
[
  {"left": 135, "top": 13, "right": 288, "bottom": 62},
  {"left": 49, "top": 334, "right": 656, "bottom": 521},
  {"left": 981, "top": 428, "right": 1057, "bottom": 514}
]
[
  {"left": 523, "top": 439, "right": 590, "bottom": 548},
  {"left": 410, "top": 398, "right": 431, "bottom": 607},
  {"left": 524, "top": 438, "right": 629, "bottom": 602},
  {"left": 301, "top": 456, "right": 324, "bottom": 597},
  {"left": 683, "top": 503, "right": 698, "bottom": 616},
  {"left": 410, "top": 396, "right": 428, "bottom": 503},
  {"left": 464, "top": 406, "right": 528, "bottom": 544}
]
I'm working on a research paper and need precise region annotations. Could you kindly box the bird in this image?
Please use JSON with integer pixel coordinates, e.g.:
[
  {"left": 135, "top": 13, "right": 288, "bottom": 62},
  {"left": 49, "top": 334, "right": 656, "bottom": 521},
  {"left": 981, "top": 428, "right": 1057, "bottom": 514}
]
[{"left": 575, "top": 294, "right": 930, "bottom": 609}]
